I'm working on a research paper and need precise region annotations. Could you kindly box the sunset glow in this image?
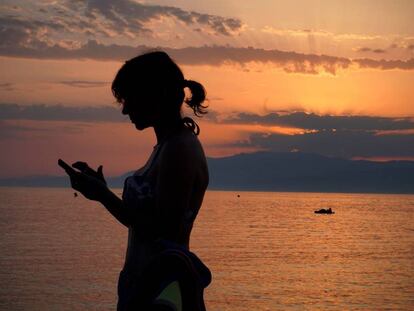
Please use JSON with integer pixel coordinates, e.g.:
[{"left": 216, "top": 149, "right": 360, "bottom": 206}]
[{"left": 1, "top": 0, "right": 413, "bottom": 177}]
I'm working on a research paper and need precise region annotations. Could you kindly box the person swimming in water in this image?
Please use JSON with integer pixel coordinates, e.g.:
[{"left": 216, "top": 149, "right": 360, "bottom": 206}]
[{"left": 59, "top": 51, "right": 210, "bottom": 310}]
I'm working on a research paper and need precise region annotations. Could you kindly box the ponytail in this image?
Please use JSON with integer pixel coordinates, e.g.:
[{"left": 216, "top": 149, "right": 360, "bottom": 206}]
[{"left": 183, "top": 79, "right": 208, "bottom": 117}]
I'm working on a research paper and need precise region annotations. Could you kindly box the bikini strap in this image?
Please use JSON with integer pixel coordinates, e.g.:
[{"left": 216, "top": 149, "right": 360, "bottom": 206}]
[{"left": 140, "top": 142, "right": 165, "bottom": 178}]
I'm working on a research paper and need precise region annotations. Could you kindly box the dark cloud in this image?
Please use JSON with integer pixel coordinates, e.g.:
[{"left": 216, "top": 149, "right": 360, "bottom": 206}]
[
  {"left": 356, "top": 47, "right": 386, "bottom": 54},
  {"left": 0, "top": 120, "right": 49, "bottom": 133},
  {"left": 0, "top": 120, "right": 47, "bottom": 140},
  {"left": 58, "top": 80, "right": 109, "bottom": 88},
  {"left": 199, "top": 109, "right": 219, "bottom": 122},
  {"left": 0, "top": 1, "right": 244, "bottom": 70},
  {"left": 234, "top": 130, "right": 414, "bottom": 158},
  {"left": 0, "top": 103, "right": 213, "bottom": 140},
  {"left": 0, "top": 103, "right": 215, "bottom": 123},
  {"left": 1, "top": 2, "right": 413, "bottom": 75},
  {"left": 0, "top": 15, "right": 66, "bottom": 50},
  {"left": 223, "top": 111, "right": 414, "bottom": 131},
  {"left": 169, "top": 46, "right": 352, "bottom": 75},
  {"left": 0, "top": 40, "right": 352, "bottom": 74},
  {"left": 354, "top": 57, "right": 414, "bottom": 70},
  {"left": 356, "top": 47, "right": 371, "bottom": 53},
  {"left": 1, "top": 36, "right": 413, "bottom": 74},
  {"left": 0, "top": 7, "right": 410, "bottom": 75},
  {"left": 0, "top": 103, "right": 126, "bottom": 122},
  {"left": 372, "top": 49, "right": 387, "bottom": 54},
  {"left": 0, "top": 82, "right": 14, "bottom": 91},
  {"left": 223, "top": 111, "right": 414, "bottom": 158},
  {"left": 2, "top": 104, "right": 413, "bottom": 159},
  {"left": 0, "top": 0, "right": 243, "bottom": 44},
  {"left": 0, "top": 120, "right": 86, "bottom": 140},
  {"left": 74, "top": 0, "right": 243, "bottom": 36},
  {"left": 0, "top": 38, "right": 127, "bottom": 59}
]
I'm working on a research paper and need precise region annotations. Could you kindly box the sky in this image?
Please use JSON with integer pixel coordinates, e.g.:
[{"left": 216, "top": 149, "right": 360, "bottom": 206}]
[{"left": 0, "top": 0, "right": 414, "bottom": 178}]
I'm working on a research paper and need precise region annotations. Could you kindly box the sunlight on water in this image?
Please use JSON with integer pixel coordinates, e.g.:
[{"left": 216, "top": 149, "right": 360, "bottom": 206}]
[{"left": 0, "top": 188, "right": 413, "bottom": 310}]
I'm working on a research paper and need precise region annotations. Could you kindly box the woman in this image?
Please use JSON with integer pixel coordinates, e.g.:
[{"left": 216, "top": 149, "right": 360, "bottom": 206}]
[{"left": 59, "top": 51, "right": 211, "bottom": 310}]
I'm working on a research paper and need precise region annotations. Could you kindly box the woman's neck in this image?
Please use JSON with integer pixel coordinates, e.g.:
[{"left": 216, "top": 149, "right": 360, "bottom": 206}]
[{"left": 153, "top": 114, "right": 184, "bottom": 145}]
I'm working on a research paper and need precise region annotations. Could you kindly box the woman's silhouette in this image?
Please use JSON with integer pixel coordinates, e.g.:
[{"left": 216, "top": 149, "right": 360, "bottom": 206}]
[{"left": 59, "top": 51, "right": 210, "bottom": 310}]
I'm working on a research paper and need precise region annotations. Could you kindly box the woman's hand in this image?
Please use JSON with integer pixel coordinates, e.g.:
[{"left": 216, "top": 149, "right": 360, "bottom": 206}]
[
  {"left": 58, "top": 159, "right": 108, "bottom": 201},
  {"left": 71, "top": 161, "right": 107, "bottom": 185}
]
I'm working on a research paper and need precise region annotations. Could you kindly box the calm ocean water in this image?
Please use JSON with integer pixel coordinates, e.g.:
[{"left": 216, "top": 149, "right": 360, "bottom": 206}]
[{"left": 0, "top": 187, "right": 413, "bottom": 310}]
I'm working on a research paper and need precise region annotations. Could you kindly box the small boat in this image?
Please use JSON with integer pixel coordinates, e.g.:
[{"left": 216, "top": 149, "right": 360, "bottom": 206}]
[{"left": 314, "top": 208, "right": 335, "bottom": 214}]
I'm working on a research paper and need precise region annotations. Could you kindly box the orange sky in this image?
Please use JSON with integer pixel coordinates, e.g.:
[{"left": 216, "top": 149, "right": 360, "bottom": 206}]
[{"left": 0, "top": 0, "right": 413, "bottom": 177}]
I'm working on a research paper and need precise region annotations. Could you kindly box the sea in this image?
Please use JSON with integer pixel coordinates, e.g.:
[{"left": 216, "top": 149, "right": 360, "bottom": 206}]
[{"left": 0, "top": 187, "right": 413, "bottom": 311}]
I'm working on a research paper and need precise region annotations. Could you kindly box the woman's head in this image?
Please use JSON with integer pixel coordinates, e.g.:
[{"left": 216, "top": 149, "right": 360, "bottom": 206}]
[{"left": 112, "top": 51, "right": 207, "bottom": 132}]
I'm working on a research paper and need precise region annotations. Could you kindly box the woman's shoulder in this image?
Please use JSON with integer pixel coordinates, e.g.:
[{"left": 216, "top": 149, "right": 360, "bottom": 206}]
[
  {"left": 160, "top": 127, "right": 206, "bottom": 164},
  {"left": 165, "top": 126, "right": 201, "bottom": 151}
]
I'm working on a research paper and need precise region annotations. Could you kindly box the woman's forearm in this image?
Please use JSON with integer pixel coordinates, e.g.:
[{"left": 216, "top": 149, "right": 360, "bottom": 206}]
[{"left": 98, "top": 188, "right": 131, "bottom": 227}]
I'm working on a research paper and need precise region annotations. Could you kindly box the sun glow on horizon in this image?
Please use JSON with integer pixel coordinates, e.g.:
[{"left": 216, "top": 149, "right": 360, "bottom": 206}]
[{"left": 0, "top": 0, "right": 413, "bottom": 177}]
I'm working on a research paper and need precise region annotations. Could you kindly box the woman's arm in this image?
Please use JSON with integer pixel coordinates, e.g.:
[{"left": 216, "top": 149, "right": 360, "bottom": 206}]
[
  {"left": 98, "top": 189, "right": 132, "bottom": 227},
  {"left": 58, "top": 159, "right": 131, "bottom": 227}
]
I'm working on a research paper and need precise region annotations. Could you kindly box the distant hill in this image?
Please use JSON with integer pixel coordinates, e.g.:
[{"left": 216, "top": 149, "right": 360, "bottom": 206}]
[
  {"left": 1, "top": 152, "right": 414, "bottom": 194},
  {"left": 0, "top": 173, "right": 130, "bottom": 189},
  {"left": 207, "top": 152, "right": 414, "bottom": 194}
]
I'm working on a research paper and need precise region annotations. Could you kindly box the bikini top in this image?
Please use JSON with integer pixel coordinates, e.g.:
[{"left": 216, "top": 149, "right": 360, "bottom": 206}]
[
  {"left": 122, "top": 132, "right": 198, "bottom": 229},
  {"left": 122, "top": 143, "right": 163, "bottom": 212},
  {"left": 122, "top": 118, "right": 199, "bottom": 207}
]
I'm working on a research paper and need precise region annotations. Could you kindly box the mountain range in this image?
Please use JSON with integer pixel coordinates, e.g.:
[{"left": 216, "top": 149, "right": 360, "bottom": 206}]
[{"left": 1, "top": 152, "right": 413, "bottom": 194}]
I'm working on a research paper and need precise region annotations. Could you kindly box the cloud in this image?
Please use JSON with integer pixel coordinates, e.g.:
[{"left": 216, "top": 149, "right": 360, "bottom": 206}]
[
  {"left": 0, "top": 0, "right": 243, "bottom": 48},
  {"left": 260, "top": 27, "right": 414, "bottom": 57},
  {"left": 0, "top": 119, "right": 87, "bottom": 140},
  {"left": 1, "top": 3, "right": 412, "bottom": 75},
  {"left": 219, "top": 111, "right": 414, "bottom": 158},
  {"left": 0, "top": 121, "right": 45, "bottom": 140},
  {"left": 261, "top": 27, "right": 384, "bottom": 41},
  {"left": 0, "top": 82, "right": 14, "bottom": 91},
  {"left": 0, "top": 40, "right": 353, "bottom": 74},
  {"left": 169, "top": 46, "right": 353, "bottom": 75},
  {"left": 355, "top": 47, "right": 386, "bottom": 54},
  {"left": 0, "top": 103, "right": 216, "bottom": 123},
  {"left": 234, "top": 129, "right": 414, "bottom": 158},
  {"left": 1, "top": 3, "right": 413, "bottom": 75},
  {"left": 75, "top": 0, "right": 243, "bottom": 36},
  {"left": 354, "top": 57, "right": 414, "bottom": 70},
  {"left": 0, "top": 103, "right": 126, "bottom": 122},
  {"left": 222, "top": 111, "right": 414, "bottom": 131},
  {"left": 2, "top": 104, "right": 414, "bottom": 159},
  {"left": 0, "top": 16, "right": 64, "bottom": 50},
  {"left": 2, "top": 2, "right": 414, "bottom": 75},
  {"left": 58, "top": 80, "right": 109, "bottom": 88},
  {"left": 1, "top": 35, "right": 413, "bottom": 74}
]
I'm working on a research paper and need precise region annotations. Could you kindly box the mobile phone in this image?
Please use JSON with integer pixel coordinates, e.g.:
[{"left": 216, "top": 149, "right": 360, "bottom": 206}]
[{"left": 58, "top": 159, "right": 76, "bottom": 175}]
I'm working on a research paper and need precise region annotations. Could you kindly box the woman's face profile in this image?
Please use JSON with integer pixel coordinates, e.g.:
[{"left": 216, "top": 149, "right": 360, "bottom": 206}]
[{"left": 121, "top": 90, "right": 158, "bottom": 130}]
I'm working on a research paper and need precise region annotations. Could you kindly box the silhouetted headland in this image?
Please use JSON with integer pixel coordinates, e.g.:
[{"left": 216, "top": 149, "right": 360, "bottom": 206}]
[{"left": 2, "top": 152, "right": 414, "bottom": 194}]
